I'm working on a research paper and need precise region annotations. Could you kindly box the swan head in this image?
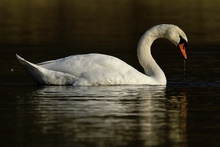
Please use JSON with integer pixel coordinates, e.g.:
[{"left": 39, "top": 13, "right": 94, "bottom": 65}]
[{"left": 164, "top": 24, "right": 188, "bottom": 59}]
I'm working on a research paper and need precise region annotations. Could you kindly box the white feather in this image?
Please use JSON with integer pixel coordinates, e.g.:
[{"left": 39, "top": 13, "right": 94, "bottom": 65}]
[{"left": 16, "top": 24, "right": 188, "bottom": 86}]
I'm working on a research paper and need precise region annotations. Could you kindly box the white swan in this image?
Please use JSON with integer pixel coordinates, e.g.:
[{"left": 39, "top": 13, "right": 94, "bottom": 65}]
[{"left": 16, "top": 24, "right": 188, "bottom": 86}]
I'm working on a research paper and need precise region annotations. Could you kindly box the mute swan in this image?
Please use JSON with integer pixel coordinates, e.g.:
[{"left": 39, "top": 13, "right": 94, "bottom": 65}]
[{"left": 16, "top": 24, "right": 188, "bottom": 86}]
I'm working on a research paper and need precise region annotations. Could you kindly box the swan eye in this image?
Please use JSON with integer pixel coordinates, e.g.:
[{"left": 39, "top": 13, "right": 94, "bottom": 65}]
[{"left": 179, "top": 35, "right": 188, "bottom": 47}]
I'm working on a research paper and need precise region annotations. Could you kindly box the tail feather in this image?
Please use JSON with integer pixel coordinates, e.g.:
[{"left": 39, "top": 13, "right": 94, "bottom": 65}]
[{"left": 16, "top": 54, "right": 77, "bottom": 85}]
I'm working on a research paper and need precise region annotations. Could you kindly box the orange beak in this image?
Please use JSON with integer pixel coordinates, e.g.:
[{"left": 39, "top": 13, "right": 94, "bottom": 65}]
[{"left": 178, "top": 43, "right": 187, "bottom": 60}]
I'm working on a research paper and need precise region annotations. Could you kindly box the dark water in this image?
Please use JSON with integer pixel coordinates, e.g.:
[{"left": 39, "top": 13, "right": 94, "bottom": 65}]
[{"left": 1, "top": 0, "right": 220, "bottom": 146}]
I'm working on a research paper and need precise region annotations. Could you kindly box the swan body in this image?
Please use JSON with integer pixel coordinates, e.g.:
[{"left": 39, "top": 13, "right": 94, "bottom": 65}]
[{"left": 16, "top": 24, "right": 188, "bottom": 86}]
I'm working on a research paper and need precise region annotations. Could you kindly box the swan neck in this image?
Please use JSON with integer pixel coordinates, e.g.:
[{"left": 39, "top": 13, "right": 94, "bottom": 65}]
[{"left": 137, "top": 26, "right": 167, "bottom": 85}]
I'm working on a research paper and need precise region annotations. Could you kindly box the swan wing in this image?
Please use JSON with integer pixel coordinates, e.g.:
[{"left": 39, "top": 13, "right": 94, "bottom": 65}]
[
  {"left": 16, "top": 55, "right": 77, "bottom": 85},
  {"left": 38, "top": 54, "right": 137, "bottom": 76},
  {"left": 21, "top": 54, "right": 151, "bottom": 85}
]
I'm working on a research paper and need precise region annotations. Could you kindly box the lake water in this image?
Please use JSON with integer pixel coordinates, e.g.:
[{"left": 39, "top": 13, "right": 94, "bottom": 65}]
[{"left": 1, "top": 0, "right": 220, "bottom": 146}]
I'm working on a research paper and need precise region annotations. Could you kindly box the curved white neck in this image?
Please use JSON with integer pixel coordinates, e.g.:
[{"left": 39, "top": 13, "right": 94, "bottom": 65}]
[{"left": 137, "top": 26, "right": 168, "bottom": 85}]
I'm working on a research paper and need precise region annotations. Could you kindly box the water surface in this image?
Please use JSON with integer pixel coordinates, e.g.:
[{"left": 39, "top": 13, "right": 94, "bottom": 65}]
[
  {"left": 1, "top": 0, "right": 220, "bottom": 146},
  {"left": 1, "top": 85, "right": 186, "bottom": 146}
]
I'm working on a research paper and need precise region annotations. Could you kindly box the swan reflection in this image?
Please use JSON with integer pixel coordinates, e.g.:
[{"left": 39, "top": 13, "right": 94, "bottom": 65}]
[{"left": 29, "top": 86, "right": 187, "bottom": 146}]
